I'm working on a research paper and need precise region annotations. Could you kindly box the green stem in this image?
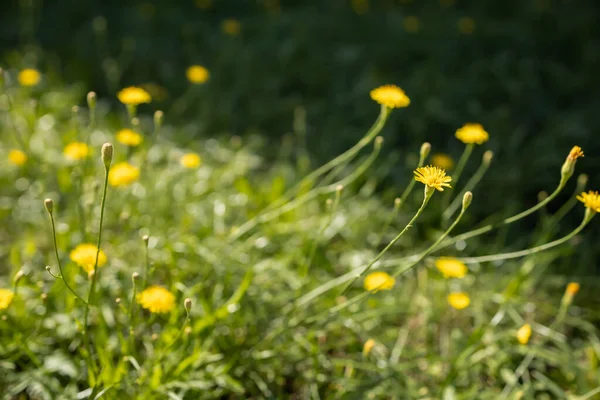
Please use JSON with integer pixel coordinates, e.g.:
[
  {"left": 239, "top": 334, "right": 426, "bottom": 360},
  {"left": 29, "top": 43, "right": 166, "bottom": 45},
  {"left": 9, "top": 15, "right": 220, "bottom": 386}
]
[
  {"left": 340, "top": 186, "right": 434, "bottom": 295},
  {"left": 128, "top": 279, "right": 138, "bottom": 354},
  {"left": 375, "top": 198, "right": 401, "bottom": 247},
  {"left": 142, "top": 241, "right": 150, "bottom": 289},
  {"left": 229, "top": 106, "right": 391, "bottom": 241},
  {"left": 397, "top": 144, "right": 429, "bottom": 210},
  {"left": 443, "top": 153, "right": 491, "bottom": 221},
  {"left": 441, "top": 143, "right": 473, "bottom": 210}
]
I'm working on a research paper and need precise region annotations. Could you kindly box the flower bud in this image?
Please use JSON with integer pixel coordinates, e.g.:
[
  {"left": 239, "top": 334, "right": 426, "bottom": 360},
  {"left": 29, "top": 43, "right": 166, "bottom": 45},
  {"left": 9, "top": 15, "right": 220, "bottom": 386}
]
[
  {"left": 420, "top": 142, "right": 431, "bottom": 163},
  {"left": 184, "top": 298, "right": 192, "bottom": 312},
  {"left": 374, "top": 136, "right": 384, "bottom": 147},
  {"left": 154, "top": 110, "right": 164, "bottom": 130},
  {"left": 101, "top": 142, "right": 113, "bottom": 169},
  {"left": 87, "top": 91, "right": 97, "bottom": 110},
  {"left": 132, "top": 272, "right": 140, "bottom": 283},
  {"left": 336, "top": 185, "right": 344, "bottom": 193},
  {"left": 363, "top": 338, "right": 376, "bottom": 356},
  {"left": 44, "top": 198, "right": 54, "bottom": 214},
  {"left": 394, "top": 197, "right": 401, "bottom": 208},
  {"left": 560, "top": 146, "right": 584, "bottom": 185},
  {"left": 462, "top": 191, "right": 473, "bottom": 212},
  {"left": 142, "top": 235, "right": 150, "bottom": 245},
  {"left": 14, "top": 270, "right": 25, "bottom": 283},
  {"left": 483, "top": 150, "right": 493, "bottom": 165},
  {"left": 115, "top": 297, "right": 121, "bottom": 304}
]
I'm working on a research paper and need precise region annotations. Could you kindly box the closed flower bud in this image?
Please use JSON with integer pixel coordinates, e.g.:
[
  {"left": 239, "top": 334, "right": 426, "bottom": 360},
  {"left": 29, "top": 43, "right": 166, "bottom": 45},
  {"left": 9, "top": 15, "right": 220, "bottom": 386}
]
[
  {"left": 44, "top": 198, "right": 54, "bottom": 214},
  {"left": 143, "top": 235, "right": 150, "bottom": 245},
  {"left": 87, "top": 91, "right": 97, "bottom": 110},
  {"left": 462, "top": 191, "right": 473, "bottom": 211},
  {"left": 115, "top": 297, "right": 121, "bottom": 304},
  {"left": 154, "top": 110, "right": 164, "bottom": 130},
  {"left": 101, "top": 142, "right": 113, "bottom": 169},
  {"left": 14, "top": 270, "right": 25, "bottom": 283},
  {"left": 420, "top": 142, "right": 431, "bottom": 162},
  {"left": 184, "top": 298, "right": 192, "bottom": 312},
  {"left": 132, "top": 272, "right": 140, "bottom": 283},
  {"left": 560, "top": 146, "right": 584, "bottom": 186},
  {"left": 374, "top": 136, "right": 384, "bottom": 147},
  {"left": 483, "top": 150, "right": 493, "bottom": 165}
]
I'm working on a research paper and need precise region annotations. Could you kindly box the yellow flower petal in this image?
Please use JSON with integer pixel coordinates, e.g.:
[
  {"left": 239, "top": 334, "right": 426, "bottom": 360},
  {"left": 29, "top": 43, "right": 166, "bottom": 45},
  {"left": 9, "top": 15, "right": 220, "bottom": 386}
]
[
  {"left": 364, "top": 271, "right": 395, "bottom": 292},
  {"left": 455, "top": 123, "right": 489, "bottom": 145},
  {"left": 70, "top": 244, "right": 107, "bottom": 273},
  {"left": 414, "top": 165, "right": 452, "bottom": 191},
  {"left": 108, "top": 162, "right": 140, "bottom": 187},
  {"left": 435, "top": 257, "right": 467, "bottom": 279},
  {"left": 516, "top": 323, "right": 532, "bottom": 345},
  {"left": 137, "top": 286, "right": 176, "bottom": 313},
  {"left": 447, "top": 292, "right": 470, "bottom": 309},
  {"left": 370, "top": 85, "right": 410, "bottom": 109}
]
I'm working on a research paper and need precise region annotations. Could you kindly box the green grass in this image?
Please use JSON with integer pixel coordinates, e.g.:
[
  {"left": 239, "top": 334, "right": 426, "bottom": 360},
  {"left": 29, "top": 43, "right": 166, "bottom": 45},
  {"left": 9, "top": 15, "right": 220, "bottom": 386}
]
[{"left": 1, "top": 70, "right": 600, "bottom": 399}]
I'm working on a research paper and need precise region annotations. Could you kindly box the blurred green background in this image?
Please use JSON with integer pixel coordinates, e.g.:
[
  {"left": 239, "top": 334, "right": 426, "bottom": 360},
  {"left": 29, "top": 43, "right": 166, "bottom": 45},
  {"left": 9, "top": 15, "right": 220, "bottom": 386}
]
[{"left": 1, "top": 0, "right": 599, "bottom": 267}]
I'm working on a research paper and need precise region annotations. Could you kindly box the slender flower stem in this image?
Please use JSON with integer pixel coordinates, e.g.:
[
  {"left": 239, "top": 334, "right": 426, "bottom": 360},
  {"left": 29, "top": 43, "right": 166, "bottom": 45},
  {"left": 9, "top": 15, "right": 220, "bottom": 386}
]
[
  {"left": 229, "top": 106, "right": 391, "bottom": 241},
  {"left": 340, "top": 186, "right": 434, "bottom": 295},
  {"left": 48, "top": 212, "right": 88, "bottom": 305},
  {"left": 397, "top": 144, "right": 430, "bottom": 210},
  {"left": 443, "top": 152, "right": 491, "bottom": 221},
  {"left": 142, "top": 239, "right": 150, "bottom": 289},
  {"left": 375, "top": 198, "right": 401, "bottom": 247},
  {"left": 128, "top": 276, "right": 139, "bottom": 354},
  {"left": 449, "top": 143, "right": 473, "bottom": 192}
]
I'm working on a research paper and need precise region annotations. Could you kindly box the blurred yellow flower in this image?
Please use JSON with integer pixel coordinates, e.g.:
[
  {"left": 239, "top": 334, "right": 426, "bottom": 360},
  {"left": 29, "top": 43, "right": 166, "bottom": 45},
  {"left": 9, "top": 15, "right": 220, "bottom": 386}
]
[
  {"left": 64, "top": 142, "right": 90, "bottom": 161},
  {"left": 222, "top": 19, "right": 241, "bottom": 36},
  {"left": 116, "top": 129, "right": 143, "bottom": 147},
  {"left": 577, "top": 191, "right": 600, "bottom": 212},
  {"left": 455, "top": 123, "right": 489, "bottom": 145},
  {"left": 403, "top": 16, "right": 420, "bottom": 33},
  {"left": 180, "top": 153, "right": 202, "bottom": 168},
  {"left": 18, "top": 69, "right": 41, "bottom": 87},
  {"left": 70, "top": 244, "right": 107, "bottom": 273},
  {"left": 370, "top": 85, "right": 410, "bottom": 109},
  {"left": 351, "top": 0, "right": 369, "bottom": 15},
  {"left": 458, "top": 17, "right": 476, "bottom": 34},
  {"left": 117, "top": 87, "right": 152, "bottom": 105},
  {"left": 567, "top": 145, "right": 584, "bottom": 161},
  {"left": 364, "top": 271, "right": 395, "bottom": 292},
  {"left": 435, "top": 258, "right": 467, "bottom": 278},
  {"left": 516, "top": 323, "right": 532, "bottom": 345},
  {"left": 186, "top": 65, "right": 210, "bottom": 84},
  {"left": 108, "top": 162, "right": 140, "bottom": 187},
  {"left": 8, "top": 149, "right": 27, "bottom": 166},
  {"left": 0, "top": 288, "right": 15, "bottom": 310},
  {"left": 566, "top": 282, "right": 580, "bottom": 296},
  {"left": 414, "top": 165, "right": 452, "bottom": 192},
  {"left": 137, "top": 286, "right": 176, "bottom": 313},
  {"left": 431, "top": 153, "right": 454, "bottom": 170},
  {"left": 447, "top": 292, "right": 470, "bottom": 309},
  {"left": 363, "top": 338, "right": 376, "bottom": 356}
]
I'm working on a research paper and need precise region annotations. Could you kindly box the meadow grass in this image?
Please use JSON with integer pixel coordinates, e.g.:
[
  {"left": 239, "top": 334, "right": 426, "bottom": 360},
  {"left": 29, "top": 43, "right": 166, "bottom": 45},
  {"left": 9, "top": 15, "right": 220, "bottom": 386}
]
[{"left": 0, "top": 69, "right": 600, "bottom": 399}]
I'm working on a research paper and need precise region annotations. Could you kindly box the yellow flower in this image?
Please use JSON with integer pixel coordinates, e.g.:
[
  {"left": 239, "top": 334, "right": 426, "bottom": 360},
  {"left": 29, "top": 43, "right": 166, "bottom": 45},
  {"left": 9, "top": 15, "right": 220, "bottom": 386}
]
[
  {"left": 18, "top": 69, "right": 41, "bottom": 86},
  {"left": 186, "top": 65, "right": 210, "bottom": 84},
  {"left": 0, "top": 288, "right": 15, "bottom": 310},
  {"left": 116, "top": 129, "right": 143, "bottom": 147},
  {"left": 431, "top": 153, "right": 454, "bottom": 170},
  {"left": 117, "top": 87, "right": 152, "bottom": 105},
  {"left": 566, "top": 282, "right": 580, "bottom": 296},
  {"left": 447, "top": 292, "right": 470, "bottom": 309},
  {"left": 567, "top": 145, "right": 584, "bottom": 161},
  {"left": 577, "top": 191, "right": 600, "bottom": 213},
  {"left": 70, "top": 243, "right": 107, "bottom": 273},
  {"left": 137, "top": 286, "right": 176, "bottom": 313},
  {"left": 222, "top": 19, "right": 241, "bottom": 36},
  {"left": 414, "top": 165, "right": 452, "bottom": 192},
  {"left": 180, "top": 153, "right": 202, "bottom": 168},
  {"left": 64, "top": 142, "right": 90, "bottom": 161},
  {"left": 435, "top": 257, "right": 467, "bottom": 279},
  {"left": 108, "top": 162, "right": 140, "bottom": 187},
  {"left": 458, "top": 17, "right": 475, "bottom": 34},
  {"left": 403, "top": 16, "right": 420, "bottom": 33},
  {"left": 370, "top": 85, "right": 410, "bottom": 109},
  {"left": 8, "top": 149, "right": 27, "bottom": 166},
  {"left": 455, "top": 123, "right": 489, "bottom": 144},
  {"left": 363, "top": 338, "right": 376, "bottom": 356},
  {"left": 516, "top": 323, "right": 532, "bottom": 345},
  {"left": 364, "top": 271, "right": 395, "bottom": 292}
]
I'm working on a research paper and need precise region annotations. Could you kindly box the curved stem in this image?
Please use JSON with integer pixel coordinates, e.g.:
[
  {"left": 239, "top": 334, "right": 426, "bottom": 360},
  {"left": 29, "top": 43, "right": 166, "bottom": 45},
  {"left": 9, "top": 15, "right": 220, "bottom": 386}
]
[
  {"left": 397, "top": 145, "right": 429, "bottom": 211},
  {"left": 229, "top": 106, "right": 391, "bottom": 241},
  {"left": 375, "top": 198, "right": 401, "bottom": 247}
]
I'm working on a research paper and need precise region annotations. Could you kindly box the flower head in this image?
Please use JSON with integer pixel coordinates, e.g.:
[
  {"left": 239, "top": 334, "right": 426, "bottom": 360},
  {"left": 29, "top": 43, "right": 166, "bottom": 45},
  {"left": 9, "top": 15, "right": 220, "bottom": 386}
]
[
  {"left": 222, "top": 19, "right": 241, "bottom": 36},
  {"left": 577, "top": 191, "right": 600, "bottom": 213},
  {"left": 364, "top": 271, "right": 395, "bottom": 292},
  {"left": 8, "top": 149, "right": 27, "bottom": 166},
  {"left": 137, "top": 286, "right": 176, "bottom": 313},
  {"left": 70, "top": 244, "right": 107, "bottom": 273},
  {"left": 0, "top": 289, "right": 15, "bottom": 310},
  {"left": 117, "top": 87, "right": 151, "bottom": 105},
  {"left": 370, "top": 85, "right": 410, "bottom": 109},
  {"left": 455, "top": 123, "right": 489, "bottom": 144},
  {"left": 186, "top": 65, "right": 210, "bottom": 84},
  {"left": 363, "top": 338, "right": 376, "bottom": 356},
  {"left": 435, "top": 257, "right": 467, "bottom": 279},
  {"left": 18, "top": 69, "right": 41, "bottom": 86},
  {"left": 414, "top": 165, "right": 452, "bottom": 192},
  {"left": 567, "top": 146, "right": 584, "bottom": 161},
  {"left": 108, "top": 162, "right": 140, "bottom": 187},
  {"left": 180, "top": 153, "right": 202, "bottom": 168},
  {"left": 447, "top": 292, "right": 470, "bottom": 309},
  {"left": 431, "top": 153, "right": 454, "bottom": 170},
  {"left": 516, "top": 323, "right": 532, "bottom": 345},
  {"left": 116, "top": 129, "right": 143, "bottom": 147},
  {"left": 64, "top": 142, "right": 90, "bottom": 161},
  {"left": 566, "top": 282, "right": 580, "bottom": 296}
]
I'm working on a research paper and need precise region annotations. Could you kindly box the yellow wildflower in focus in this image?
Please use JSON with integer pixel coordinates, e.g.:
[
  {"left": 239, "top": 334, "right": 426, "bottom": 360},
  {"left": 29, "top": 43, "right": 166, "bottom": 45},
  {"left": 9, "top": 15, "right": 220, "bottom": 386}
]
[
  {"left": 364, "top": 271, "right": 395, "bottom": 292},
  {"left": 0, "top": 288, "right": 15, "bottom": 310},
  {"left": 577, "top": 191, "right": 600, "bottom": 213},
  {"left": 414, "top": 165, "right": 452, "bottom": 192},
  {"left": 137, "top": 286, "right": 176, "bottom": 313},
  {"left": 363, "top": 338, "right": 376, "bottom": 356},
  {"left": 64, "top": 142, "right": 90, "bottom": 161},
  {"left": 447, "top": 292, "right": 470, "bottom": 309},
  {"left": 8, "top": 149, "right": 27, "bottom": 166},
  {"left": 566, "top": 282, "right": 580, "bottom": 296},
  {"left": 435, "top": 258, "right": 467, "bottom": 279},
  {"left": 18, "top": 69, "right": 41, "bottom": 86},
  {"left": 351, "top": 0, "right": 369, "bottom": 14},
  {"left": 116, "top": 129, "right": 143, "bottom": 147},
  {"left": 458, "top": 17, "right": 475, "bottom": 34},
  {"left": 186, "top": 65, "right": 210, "bottom": 84},
  {"left": 516, "top": 323, "right": 532, "bottom": 345},
  {"left": 70, "top": 244, "right": 107, "bottom": 273},
  {"left": 455, "top": 123, "right": 489, "bottom": 145},
  {"left": 117, "top": 86, "right": 152, "bottom": 105},
  {"left": 567, "top": 145, "right": 584, "bottom": 161},
  {"left": 108, "top": 162, "right": 140, "bottom": 187},
  {"left": 403, "top": 16, "right": 420, "bottom": 33},
  {"left": 370, "top": 85, "right": 410, "bottom": 109},
  {"left": 431, "top": 153, "right": 454, "bottom": 170},
  {"left": 222, "top": 19, "right": 241, "bottom": 36},
  {"left": 180, "top": 153, "right": 202, "bottom": 168}
]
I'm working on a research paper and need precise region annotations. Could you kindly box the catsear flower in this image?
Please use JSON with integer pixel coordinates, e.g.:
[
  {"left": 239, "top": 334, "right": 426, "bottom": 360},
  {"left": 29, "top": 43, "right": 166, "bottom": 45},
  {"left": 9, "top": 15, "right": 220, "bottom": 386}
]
[
  {"left": 64, "top": 142, "right": 90, "bottom": 161},
  {"left": 186, "top": 65, "right": 210, "bottom": 84},
  {"left": 0, "top": 288, "right": 15, "bottom": 310},
  {"left": 370, "top": 85, "right": 410, "bottom": 109},
  {"left": 18, "top": 69, "right": 41, "bottom": 87},
  {"left": 577, "top": 190, "right": 600, "bottom": 213},
  {"left": 364, "top": 271, "right": 395, "bottom": 292},
  {"left": 455, "top": 123, "right": 489, "bottom": 145},
  {"left": 516, "top": 323, "right": 532, "bottom": 345},
  {"left": 8, "top": 149, "right": 27, "bottom": 166},
  {"left": 435, "top": 257, "right": 467, "bottom": 279},
  {"left": 447, "top": 292, "right": 470, "bottom": 309},
  {"left": 108, "top": 162, "right": 140, "bottom": 187},
  {"left": 137, "top": 286, "right": 176, "bottom": 313},
  {"left": 116, "top": 129, "right": 143, "bottom": 147},
  {"left": 180, "top": 153, "right": 202, "bottom": 168},
  {"left": 414, "top": 165, "right": 452, "bottom": 192},
  {"left": 70, "top": 244, "right": 107, "bottom": 273},
  {"left": 117, "top": 87, "right": 152, "bottom": 105}
]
